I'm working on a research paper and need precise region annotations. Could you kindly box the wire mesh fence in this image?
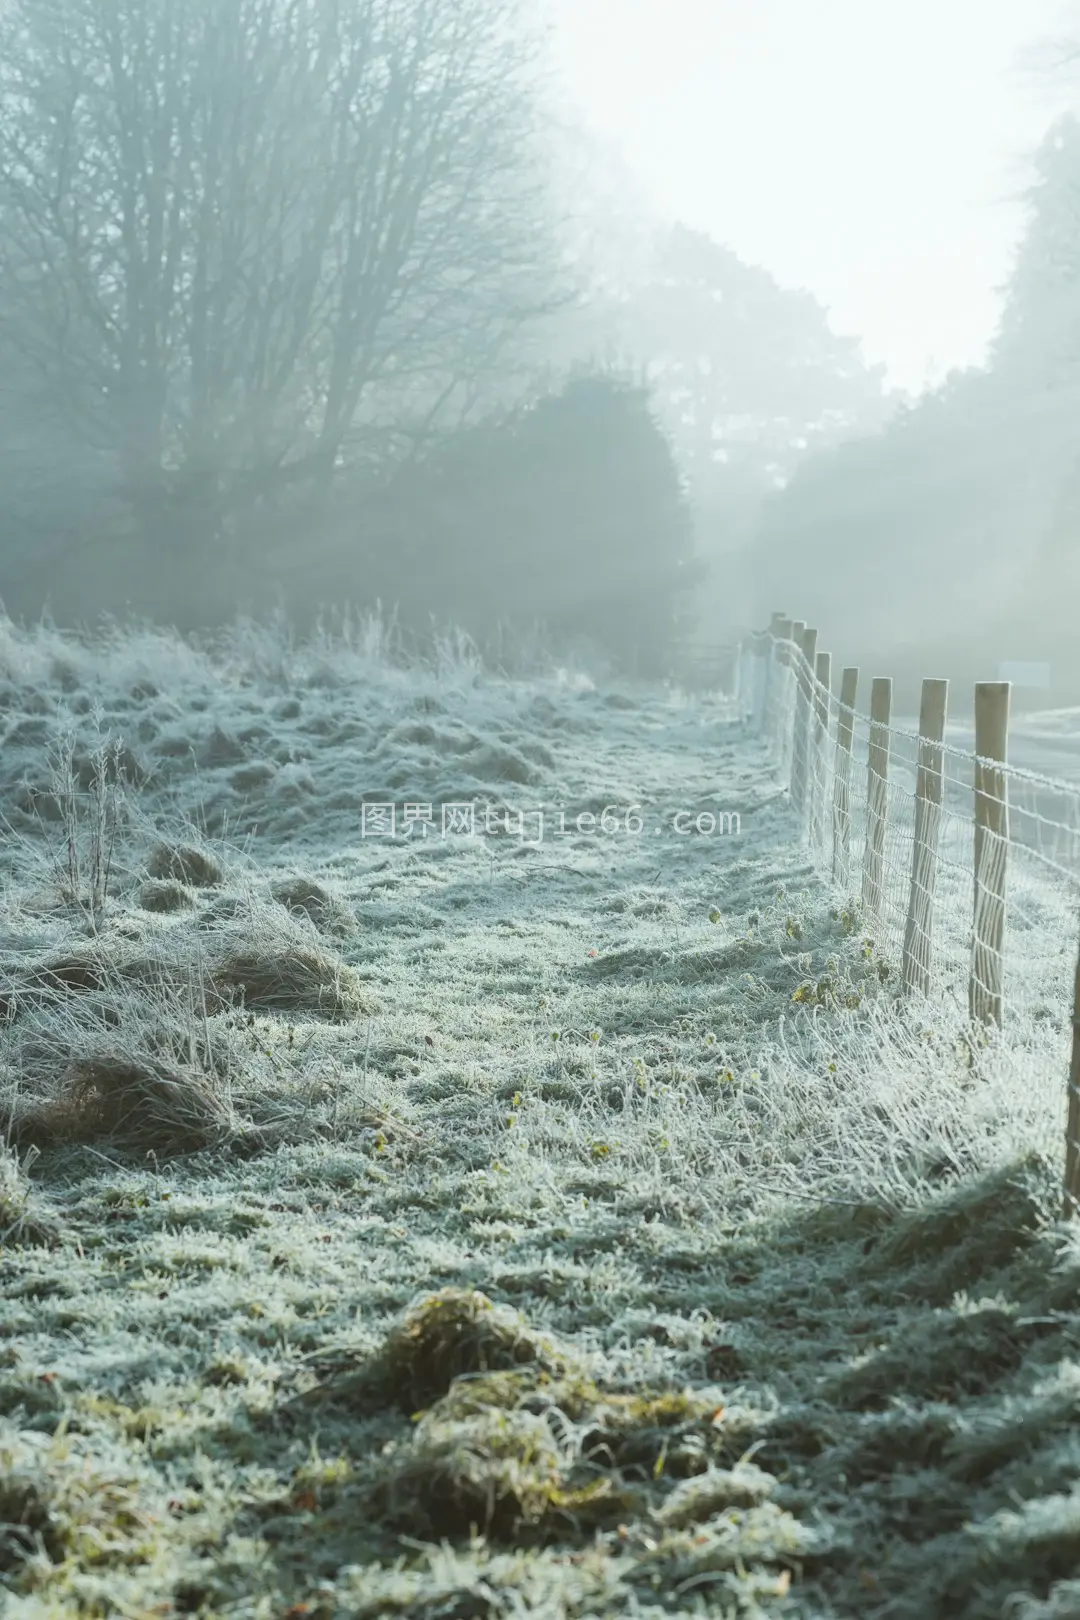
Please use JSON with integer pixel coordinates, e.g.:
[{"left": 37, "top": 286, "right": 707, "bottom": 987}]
[{"left": 735, "top": 623, "right": 1080, "bottom": 1217}]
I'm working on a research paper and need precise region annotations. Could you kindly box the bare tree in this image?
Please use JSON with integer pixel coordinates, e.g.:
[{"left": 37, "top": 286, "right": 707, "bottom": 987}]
[{"left": 0, "top": 0, "right": 570, "bottom": 566}]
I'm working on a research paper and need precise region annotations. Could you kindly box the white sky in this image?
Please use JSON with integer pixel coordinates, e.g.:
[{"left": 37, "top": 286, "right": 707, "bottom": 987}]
[{"left": 551, "top": 0, "right": 1078, "bottom": 392}]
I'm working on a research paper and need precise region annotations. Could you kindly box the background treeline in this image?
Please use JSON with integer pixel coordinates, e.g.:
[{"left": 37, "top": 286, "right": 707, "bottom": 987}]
[
  {"left": 0, "top": 0, "right": 893, "bottom": 673},
  {"left": 7, "top": 0, "right": 1073, "bottom": 704},
  {"left": 748, "top": 112, "right": 1080, "bottom": 710}
]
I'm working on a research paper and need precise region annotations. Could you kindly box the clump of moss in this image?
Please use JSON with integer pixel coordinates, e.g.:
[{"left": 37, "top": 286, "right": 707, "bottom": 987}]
[
  {"left": 373, "top": 1408, "right": 568, "bottom": 1540},
  {"left": 381, "top": 1289, "right": 577, "bottom": 1414},
  {"left": 361, "top": 1371, "right": 786, "bottom": 1553},
  {"left": 652, "top": 1461, "right": 777, "bottom": 1528},
  {"left": 146, "top": 842, "right": 224, "bottom": 888},
  {"left": 431, "top": 1366, "right": 597, "bottom": 1426},
  {"left": 298, "top": 1289, "right": 576, "bottom": 1417},
  {"left": 291, "top": 1289, "right": 792, "bottom": 1556},
  {"left": 579, "top": 1387, "right": 745, "bottom": 1480},
  {"left": 629, "top": 1500, "right": 819, "bottom": 1594}
]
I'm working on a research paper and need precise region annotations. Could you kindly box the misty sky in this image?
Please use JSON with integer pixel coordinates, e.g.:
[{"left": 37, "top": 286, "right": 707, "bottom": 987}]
[{"left": 552, "top": 0, "right": 1077, "bottom": 393}]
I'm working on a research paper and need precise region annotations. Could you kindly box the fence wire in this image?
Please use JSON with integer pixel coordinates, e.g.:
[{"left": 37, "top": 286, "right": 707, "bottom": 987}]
[{"left": 735, "top": 629, "right": 1080, "bottom": 1214}]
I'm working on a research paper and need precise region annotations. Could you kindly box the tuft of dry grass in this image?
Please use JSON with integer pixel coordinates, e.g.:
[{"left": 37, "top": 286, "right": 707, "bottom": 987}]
[
  {"left": 137, "top": 879, "right": 196, "bottom": 913},
  {"left": 146, "top": 842, "right": 224, "bottom": 888},
  {"left": 0, "top": 1143, "right": 61, "bottom": 1247},
  {"left": 209, "top": 937, "right": 376, "bottom": 1021},
  {"left": 12, "top": 1052, "right": 241, "bottom": 1157},
  {"left": 862, "top": 1149, "right": 1055, "bottom": 1305},
  {"left": 2, "top": 908, "right": 375, "bottom": 1031},
  {"left": 0, "top": 910, "right": 382, "bottom": 1163},
  {"left": 0, "top": 1470, "right": 63, "bottom": 1573},
  {"left": 2, "top": 943, "right": 218, "bottom": 1023},
  {"left": 271, "top": 875, "right": 356, "bottom": 937}
]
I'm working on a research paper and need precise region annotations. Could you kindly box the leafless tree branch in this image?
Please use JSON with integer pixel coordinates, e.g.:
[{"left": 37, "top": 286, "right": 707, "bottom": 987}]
[{"left": 0, "top": 0, "right": 569, "bottom": 541}]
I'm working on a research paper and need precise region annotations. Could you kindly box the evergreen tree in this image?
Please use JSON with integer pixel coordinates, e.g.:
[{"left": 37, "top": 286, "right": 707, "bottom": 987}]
[{"left": 281, "top": 371, "right": 700, "bottom": 674}]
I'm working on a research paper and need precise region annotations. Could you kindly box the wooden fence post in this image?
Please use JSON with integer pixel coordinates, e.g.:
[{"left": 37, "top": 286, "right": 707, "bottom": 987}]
[
  {"left": 862, "top": 676, "right": 892, "bottom": 923},
  {"left": 1064, "top": 938, "right": 1080, "bottom": 1218},
  {"left": 811, "top": 651, "right": 831, "bottom": 854},
  {"left": 791, "top": 625, "right": 817, "bottom": 827},
  {"left": 773, "top": 618, "right": 794, "bottom": 662},
  {"left": 970, "top": 681, "right": 1010, "bottom": 1028},
  {"left": 744, "top": 617, "right": 767, "bottom": 722},
  {"left": 770, "top": 617, "right": 794, "bottom": 756},
  {"left": 787, "top": 620, "right": 805, "bottom": 680},
  {"left": 785, "top": 620, "right": 806, "bottom": 779},
  {"left": 756, "top": 611, "right": 786, "bottom": 728},
  {"left": 832, "top": 667, "right": 859, "bottom": 888},
  {"left": 901, "top": 678, "right": 949, "bottom": 996}
]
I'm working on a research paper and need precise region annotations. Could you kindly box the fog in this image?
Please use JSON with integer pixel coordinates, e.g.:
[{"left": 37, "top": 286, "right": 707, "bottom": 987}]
[{"left": 0, "top": 0, "right": 1069, "bottom": 708}]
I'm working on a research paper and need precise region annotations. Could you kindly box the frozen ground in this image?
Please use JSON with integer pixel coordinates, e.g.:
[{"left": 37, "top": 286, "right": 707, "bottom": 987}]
[{"left": 0, "top": 613, "right": 1078, "bottom": 1620}]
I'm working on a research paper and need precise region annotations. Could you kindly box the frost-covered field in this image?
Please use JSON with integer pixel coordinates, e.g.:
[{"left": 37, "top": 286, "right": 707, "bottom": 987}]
[{"left": 0, "top": 614, "right": 1078, "bottom": 1620}]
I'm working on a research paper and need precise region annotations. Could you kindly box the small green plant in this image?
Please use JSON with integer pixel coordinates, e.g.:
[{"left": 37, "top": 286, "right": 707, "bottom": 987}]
[
  {"left": 792, "top": 975, "right": 862, "bottom": 1010},
  {"left": 289, "top": 1449, "right": 354, "bottom": 1510},
  {"left": 830, "top": 902, "right": 860, "bottom": 935}
]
